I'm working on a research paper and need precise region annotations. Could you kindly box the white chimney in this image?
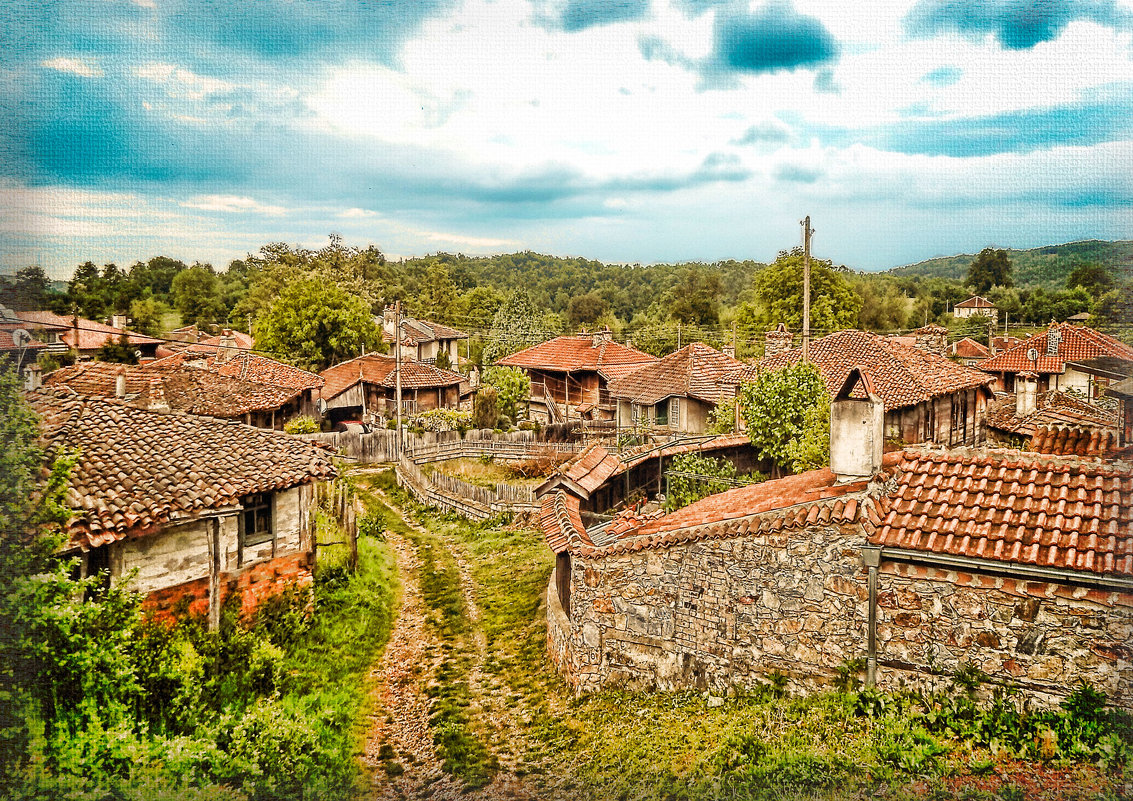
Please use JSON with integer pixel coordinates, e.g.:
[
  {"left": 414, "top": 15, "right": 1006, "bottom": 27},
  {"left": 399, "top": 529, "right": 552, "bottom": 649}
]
[
  {"left": 1046, "top": 324, "right": 1061, "bottom": 357},
  {"left": 115, "top": 366, "right": 127, "bottom": 398},
  {"left": 830, "top": 367, "right": 884, "bottom": 483},
  {"left": 1015, "top": 372, "right": 1038, "bottom": 417},
  {"left": 111, "top": 314, "right": 128, "bottom": 330},
  {"left": 147, "top": 377, "right": 170, "bottom": 412},
  {"left": 592, "top": 326, "right": 612, "bottom": 347},
  {"left": 722, "top": 343, "right": 736, "bottom": 358},
  {"left": 216, "top": 329, "right": 237, "bottom": 363}
]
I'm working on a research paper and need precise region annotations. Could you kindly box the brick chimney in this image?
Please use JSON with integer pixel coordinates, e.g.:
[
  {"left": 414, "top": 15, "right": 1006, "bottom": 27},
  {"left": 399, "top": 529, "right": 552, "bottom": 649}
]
[
  {"left": 592, "top": 326, "right": 612, "bottom": 347},
  {"left": 1015, "top": 371, "right": 1038, "bottom": 417},
  {"left": 912, "top": 325, "right": 948, "bottom": 357},
  {"left": 830, "top": 367, "right": 884, "bottom": 483},
  {"left": 115, "top": 366, "right": 127, "bottom": 398},
  {"left": 147, "top": 377, "right": 170, "bottom": 412},
  {"left": 1046, "top": 322, "right": 1061, "bottom": 358},
  {"left": 216, "top": 329, "right": 237, "bottom": 363},
  {"left": 764, "top": 324, "right": 793, "bottom": 358}
]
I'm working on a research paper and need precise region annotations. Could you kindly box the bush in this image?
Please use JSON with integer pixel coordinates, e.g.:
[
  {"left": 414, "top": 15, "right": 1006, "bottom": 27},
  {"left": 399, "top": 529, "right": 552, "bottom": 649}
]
[
  {"left": 411, "top": 408, "right": 474, "bottom": 433},
  {"left": 283, "top": 415, "right": 320, "bottom": 434},
  {"left": 473, "top": 386, "right": 498, "bottom": 430}
]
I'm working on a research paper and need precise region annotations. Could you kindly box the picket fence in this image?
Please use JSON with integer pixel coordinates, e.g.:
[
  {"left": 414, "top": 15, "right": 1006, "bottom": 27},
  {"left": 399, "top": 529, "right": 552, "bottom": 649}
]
[{"left": 395, "top": 455, "right": 540, "bottom": 521}]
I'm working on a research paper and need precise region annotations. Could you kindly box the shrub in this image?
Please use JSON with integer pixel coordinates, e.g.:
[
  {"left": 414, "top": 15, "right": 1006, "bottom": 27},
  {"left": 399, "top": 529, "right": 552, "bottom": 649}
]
[
  {"left": 411, "top": 408, "right": 474, "bottom": 433},
  {"left": 473, "top": 386, "right": 498, "bottom": 430},
  {"left": 283, "top": 415, "right": 320, "bottom": 434}
]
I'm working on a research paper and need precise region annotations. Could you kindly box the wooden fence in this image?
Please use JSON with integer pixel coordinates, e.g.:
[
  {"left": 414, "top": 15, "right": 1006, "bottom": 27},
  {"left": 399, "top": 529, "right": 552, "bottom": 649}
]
[
  {"left": 300, "top": 428, "right": 580, "bottom": 465},
  {"left": 395, "top": 456, "right": 540, "bottom": 521}
]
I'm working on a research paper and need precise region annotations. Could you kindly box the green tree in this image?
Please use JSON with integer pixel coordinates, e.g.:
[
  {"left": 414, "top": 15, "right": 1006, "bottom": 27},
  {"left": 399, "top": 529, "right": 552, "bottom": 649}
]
[
  {"left": 748, "top": 248, "right": 861, "bottom": 335},
  {"left": 664, "top": 452, "right": 764, "bottom": 512},
  {"left": 667, "top": 267, "right": 723, "bottom": 327},
  {"left": 1066, "top": 262, "right": 1114, "bottom": 294},
  {"left": 739, "top": 362, "right": 830, "bottom": 476},
  {"left": 472, "top": 385, "right": 499, "bottom": 430},
  {"left": 128, "top": 296, "right": 168, "bottom": 337},
  {"left": 482, "top": 365, "right": 530, "bottom": 424},
  {"left": 255, "top": 278, "right": 381, "bottom": 371},
  {"left": 1, "top": 267, "right": 50, "bottom": 310},
  {"left": 416, "top": 261, "right": 458, "bottom": 323},
  {"left": 483, "top": 289, "right": 559, "bottom": 364},
  {"left": 68, "top": 261, "right": 105, "bottom": 319},
  {"left": 171, "top": 263, "right": 226, "bottom": 327},
  {"left": 567, "top": 291, "right": 609, "bottom": 328},
  {"left": 966, "top": 248, "right": 1013, "bottom": 293},
  {"left": 94, "top": 333, "right": 139, "bottom": 364}
]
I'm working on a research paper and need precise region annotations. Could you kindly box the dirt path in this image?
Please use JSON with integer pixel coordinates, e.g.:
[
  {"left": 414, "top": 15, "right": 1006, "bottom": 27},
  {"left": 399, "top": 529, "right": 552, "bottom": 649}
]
[{"left": 361, "top": 485, "right": 541, "bottom": 801}]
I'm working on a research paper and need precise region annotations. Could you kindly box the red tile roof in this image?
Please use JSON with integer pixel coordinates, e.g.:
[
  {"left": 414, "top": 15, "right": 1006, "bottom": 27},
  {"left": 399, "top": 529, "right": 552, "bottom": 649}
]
[
  {"left": 44, "top": 361, "right": 301, "bottom": 418},
  {"left": 320, "top": 353, "right": 465, "bottom": 399},
  {"left": 30, "top": 390, "right": 335, "bottom": 550},
  {"left": 950, "top": 337, "right": 990, "bottom": 360},
  {"left": 956, "top": 295, "right": 995, "bottom": 309},
  {"left": 986, "top": 390, "right": 1118, "bottom": 437},
  {"left": 871, "top": 449, "right": 1132, "bottom": 577},
  {"left": 608, "top": 343, "right": 745, "bottom": 405},
  {"left": 978, "top": 323, "right": 1133, "bottom": 375},
  {"left": 1028, "top": 426, "right": 1119, "bottom": 458},
  {"left": 497, "top": 335, "right": 656, "bottom": 380},
  {"left": 755, "top": 330, "right": 993, "bottom": 411},
  {"left": 150, "top": 350, "right": 323, "bottom": 392},
  {"left": 186, "top": 330, "right": 254, "bottom": 354},
  {"left": 0, "top": 330, "right": 46, "bottom": 351},
  {"left": 15, "top": 310, "right": 162, "bottom": 351}
]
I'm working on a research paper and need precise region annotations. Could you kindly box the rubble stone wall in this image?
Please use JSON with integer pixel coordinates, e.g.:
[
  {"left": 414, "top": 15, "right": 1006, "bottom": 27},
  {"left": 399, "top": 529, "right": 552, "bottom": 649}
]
[{"left": 551, "top": 525, "right": 1132, "bottom": 708}]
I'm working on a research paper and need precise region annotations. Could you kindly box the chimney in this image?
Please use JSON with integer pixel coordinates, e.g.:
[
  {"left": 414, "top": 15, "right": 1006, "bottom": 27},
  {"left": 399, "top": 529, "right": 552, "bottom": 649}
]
[
  {"left": 592, "top": 326, "right": 612, "bottom": 347},
  {"left": 624, "top": 337, "right": 634, "bottom": 350},
  {"left": 147, "top": 377, "right": 170, "bottom": 412},
  {"left": 216, "top": 329, "right": 237, "bottom": 363},
  {"left": 115, "top": 366, "right": 127, "bottom": 398},
  {"left": 830, "top": 367, "right": 884, "bottom": 483},
  {"left": 382, "top": 306, "right": 396, "bottom": 334},
  {"left": 469, "top": 365, "right": 480, "bottom": 388},
  {"left": 764, "top": 324, "right": 793, "bottom": 358},
  {"left": 1015, "top": 371, "right": 1038, "bottom": 417},
  {"left": 913, "top": 325, "right": 948, "bottom": 357},
  {"left": 722, "top": 343, "right": 736, "bottom": 358},
  {"left": 111, "top": 314, "right": 128, "bottom": 330},
  {"left": 1046, "top": 323, "right": 1061, "bottom": 357}
]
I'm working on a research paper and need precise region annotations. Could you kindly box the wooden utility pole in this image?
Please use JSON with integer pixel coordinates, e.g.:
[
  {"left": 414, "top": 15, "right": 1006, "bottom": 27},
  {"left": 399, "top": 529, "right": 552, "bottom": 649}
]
[
  {"left": 395, "top": 301, "right": 403, "bottom": 459},
  {"left": 801, "top": 215, "right": 813, "bottom": 363}
]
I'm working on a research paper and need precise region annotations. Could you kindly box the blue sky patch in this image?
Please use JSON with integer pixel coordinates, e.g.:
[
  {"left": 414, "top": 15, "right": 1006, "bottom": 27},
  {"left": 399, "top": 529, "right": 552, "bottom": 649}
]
[
  {"left": 712, "top": 1, "right": 838, "bottom": 73},
  {"left": 921, "top": 66, "right": 962, "bottom": 86},
  {"left": 904, "top": 0, "right": 1133, "bottom": 49}
]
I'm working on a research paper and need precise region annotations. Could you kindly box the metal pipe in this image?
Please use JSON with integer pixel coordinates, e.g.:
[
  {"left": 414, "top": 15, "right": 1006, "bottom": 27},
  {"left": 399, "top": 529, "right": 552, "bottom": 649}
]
[{"left": 881, "top": 547, "right": 1133, "bottom": 592}]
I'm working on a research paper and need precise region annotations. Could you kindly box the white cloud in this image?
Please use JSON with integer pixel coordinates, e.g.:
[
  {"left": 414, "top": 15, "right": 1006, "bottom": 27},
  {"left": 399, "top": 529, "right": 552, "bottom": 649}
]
[
  {"left": 180, "top": 195, "right": 290, "bottom": 215},
  {"left": 41, "top": 57, "right": 103, "bottom": 78}
]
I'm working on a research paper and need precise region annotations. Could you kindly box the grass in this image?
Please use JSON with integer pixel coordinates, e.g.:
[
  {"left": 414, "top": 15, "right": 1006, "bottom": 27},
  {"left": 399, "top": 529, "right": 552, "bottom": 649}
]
[
  {"left": 420, "top": 457, "right": 544, "bottom": 489},
  {"left": 356, "top": 468, "right": 1130, "bottom": 801}
]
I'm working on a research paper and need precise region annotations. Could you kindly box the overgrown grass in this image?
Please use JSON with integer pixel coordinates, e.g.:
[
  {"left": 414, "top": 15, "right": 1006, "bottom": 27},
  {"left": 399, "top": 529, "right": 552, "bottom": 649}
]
[
  {"left": 421, "top": 457, "right": 544, "bottom": 488},
  {"left": 364, "top": 468, "right": 1131, "bottom": 801}
]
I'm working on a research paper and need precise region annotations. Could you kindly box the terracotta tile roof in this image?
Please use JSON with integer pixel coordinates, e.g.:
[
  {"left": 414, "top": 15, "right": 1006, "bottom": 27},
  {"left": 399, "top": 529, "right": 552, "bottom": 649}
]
[
  {"left": 320, "top": 353, "right": 465, "bottom": 400},
  {"left": 186, "top": 330, "right": 254, "bottom": 354},
  {"left": 496, "top": 335, "right": 656, "bottom": 379},
  {"left": 956, "top": 295, "right": 996, "bottom": 309},
  {"left": 30, "top": 390, "right": 336, "bottom": 550},
  {"left": 871, "top": 448, "right": 1132, "bottom": 577},
  {"left": 15, "top": 310, "right": 162, "bottom": 351},
  {"left": 44, "top": 361, "right": 302, "bottom": 418},
  {"left": 992, "top": 335, "right": 1023, "bottom": 352},
  {"left": 0, "top": 330, "right": 46, "bottom": 351},
  {"left": 950, "top": 337, "right": 990, "bottom": 360},
  {"left": 151, "top": 350, "right": 324, "bottom": 392},
  {"left": 977, "top": 323, "right": 1133, "bottom": 375},
  {"left": 986, "top": 390, "right": 1118, "bottom": 437},
  {"left": 1029, "top": 426, "right": 1120, "bottom": 458},
  {"left": 539, "top": 492, "right": 586, "bottom": 554},
  {"left": 608, "top": 343, "right": 745, "bottom": 405},
  {"left": 756, "top": 330, "right": 993, "bottom": 411}
]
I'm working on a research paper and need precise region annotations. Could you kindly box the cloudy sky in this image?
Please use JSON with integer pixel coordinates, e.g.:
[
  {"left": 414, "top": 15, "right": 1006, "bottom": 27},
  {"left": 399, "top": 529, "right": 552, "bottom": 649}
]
[{"left": 2, "top": 0, "right": 1131, "bottom": 278}]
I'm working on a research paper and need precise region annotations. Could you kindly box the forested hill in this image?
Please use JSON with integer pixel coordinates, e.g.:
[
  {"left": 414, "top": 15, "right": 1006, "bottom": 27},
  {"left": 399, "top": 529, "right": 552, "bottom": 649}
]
[{"left": 887, "top": 240, "right": 1133, "bottom": 288}]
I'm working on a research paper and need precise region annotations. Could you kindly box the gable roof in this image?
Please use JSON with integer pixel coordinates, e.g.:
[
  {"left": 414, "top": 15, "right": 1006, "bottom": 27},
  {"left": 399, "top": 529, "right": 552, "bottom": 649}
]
[
  {"left": 185, "top": 330, "right": 254, "bottom": 354},
  {"left": 30, "top": 390, "right": 336, "bottom": 550},
  {"left": 755, "top": 329, "right": 993, "bottom": 411},
  {"left": 383, "top": 316, "right": 466, "bottom": 347},
  {"left": 608, "top": 343, "right": 745, "bottom": 405},
  {"left": 496, "top": 335, "right": 656, "bottom": 380},
  {"left": 320, "top": 353, "right": 466, "bottom": 400},
  {"left": 44, "top": 361, "right": 302, "bottom": 418},
  {"left": 977, "top": 323, "right": 1133, "bottom": 375},
  {"left": 986, "top": 390, "right": 1118, "bottom": 437},
  {"left": 14, "top": 310, "right": 162, "bottom": 351},
  {"left": 950, "top": 337, "right": 990, "bottom": 360},
  {"left": 956, "top": 296, "right": 996, "bottom": 309},
  {"left": 150, "top": 350, "right": 323, "bottom": 392}
]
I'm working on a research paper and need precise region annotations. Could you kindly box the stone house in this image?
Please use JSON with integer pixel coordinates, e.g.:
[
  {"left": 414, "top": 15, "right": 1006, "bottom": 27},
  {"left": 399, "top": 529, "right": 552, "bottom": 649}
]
[
  {"left": 954, "top": 295, "right": 998, "bottom": 321},
  {"left": 43, "top": 360, "right": 309, "bottom": 429},
  {"left": 608, "top": 343, "right": 745, "bottom": 435},
  {"left": 540, "top": 371, "right": 1132, "bottom": 705},
  {"left": 31, "top": 390, "right": 336, "bottom": 625},
  {"left": 380, "top": 308, "right": 467, "bottom": 366},
  {"left": 496, "top": 330, "right": 656, "bottom": 424},
  {"left": 319, "top": 353, "right": 472, "bottom": 425},
  {"left": 739, "top": 328, "right": 995, "bottom": 446},
  {"left": 14, "top": 309, "right": 163, "bottom": 361},
  {"left": 977, "top": 322, "right": 1133, "bottom": 397}
]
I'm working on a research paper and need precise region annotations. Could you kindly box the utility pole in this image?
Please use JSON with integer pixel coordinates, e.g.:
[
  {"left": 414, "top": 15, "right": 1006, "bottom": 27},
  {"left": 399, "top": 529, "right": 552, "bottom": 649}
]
[
  {"left": 677, "top": 323, "right": 682, "bottom": 350},
  {"left": 801, "top": 215, "right": 813, "bottom": 363},
  {"left": 395, "top": 301, "right": 403, "bottom": 460}
]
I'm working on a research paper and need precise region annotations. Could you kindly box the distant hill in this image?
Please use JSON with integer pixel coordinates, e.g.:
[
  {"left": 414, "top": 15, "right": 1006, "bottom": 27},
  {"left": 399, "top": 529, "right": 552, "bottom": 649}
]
[{"left": 887, "top": 240, "right": 1133, "bottom": 288}]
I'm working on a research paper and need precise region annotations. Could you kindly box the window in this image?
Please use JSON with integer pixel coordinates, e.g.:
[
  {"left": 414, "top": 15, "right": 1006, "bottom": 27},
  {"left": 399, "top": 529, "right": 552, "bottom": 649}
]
[
  {"left": 239, "top": 493, "right": 273, "bottom": 564},
  {"left": 655, "top": 401, "right": 668, "bottom": 426},
  {"left": 669, "top": 398, "right": 680, "bottom": 427},
  {"left": 630, "top": 403, "right": 640, "bottom": 423}
]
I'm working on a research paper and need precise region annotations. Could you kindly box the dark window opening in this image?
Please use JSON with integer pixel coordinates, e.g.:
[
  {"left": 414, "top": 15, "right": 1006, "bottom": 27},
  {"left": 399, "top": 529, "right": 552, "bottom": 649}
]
[
  {"left": 239, "top": 492, "right": 273, "bottom": 565},
  {"left": 84, "top": 546, "right": 111, "bottom": 600}
]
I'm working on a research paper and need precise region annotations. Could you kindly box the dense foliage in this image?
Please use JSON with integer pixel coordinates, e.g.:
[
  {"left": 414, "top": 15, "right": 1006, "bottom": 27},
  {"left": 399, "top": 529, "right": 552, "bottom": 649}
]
[
  {"left": 254, "top": 278, "right": 381, "bottom": 371},
  {"left": 664, "top": 452, "right": 765, "bottom": 512},
  {"left": 739, "top": 363, "right": 830, "bottom": 476},
  {"left": 481, "top": 365, "right": 530, "bottom": 425}
]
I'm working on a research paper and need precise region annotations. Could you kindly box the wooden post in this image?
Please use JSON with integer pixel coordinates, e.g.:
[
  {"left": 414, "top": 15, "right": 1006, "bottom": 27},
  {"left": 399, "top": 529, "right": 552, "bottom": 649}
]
[
  {"left": 395, "top": 301, "right": 403, "bottom": 459},
  {"left": 208, "top": 517, "right": 221, "bottom": 632},
  {"left": 801, "top": 215, "right": 812, "bottom": 364}
]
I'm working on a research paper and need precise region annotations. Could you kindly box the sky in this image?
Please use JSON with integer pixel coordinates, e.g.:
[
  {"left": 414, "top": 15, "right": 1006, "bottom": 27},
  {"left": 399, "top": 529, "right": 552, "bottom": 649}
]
[{"left": 1, "top": 0, "right": 1131, "bottom": 279}]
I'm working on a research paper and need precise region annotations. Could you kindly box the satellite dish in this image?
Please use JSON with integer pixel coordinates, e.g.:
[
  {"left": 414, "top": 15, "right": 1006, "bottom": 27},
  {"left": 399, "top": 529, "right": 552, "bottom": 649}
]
[
  {"left": 1026, "top": 348, "right": 1039, "bottom": 362},
  {"left": 12, "top": 328, "right": 31, "bottom": 348},
  {"left": 134, "top": 349, "right": 142, "bottom": 358}
]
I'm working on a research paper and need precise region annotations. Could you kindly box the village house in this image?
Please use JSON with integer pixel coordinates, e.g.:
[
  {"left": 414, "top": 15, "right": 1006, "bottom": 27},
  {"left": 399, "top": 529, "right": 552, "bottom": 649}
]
[
  {"left": 608, "top": 343, "right": 745, "bottom": 435},
  {"left": 954, "top": 295, "right": 998, "bottom": 321},
  {"left": 540, "top": 371, "right": 1132, "bottom": 705},
  {"left": 985, "top": 374, "right": 1120, "bottom": 451},
  {"left": 150, "top": 347, "right": 325, "bottom": 420},
  {"left": 1105, "top": 377, "right": 1133, "bottom": 448},
  {"left": 380, "top": 307, "right": 467, "bottom": 366},
  {"left": 977, "top": 321, "right": 1133, "bottom": 397},
  {"left": 43, "top": 360, "right": 308, "bottom": 429},
  {"left": 319, "top": 352, "right": 472, "bottom": 425},
  {"left": 13, "top": 309, "right": 163, "bottom": 360},
  {"left": 948, "top": 337, "right": 990, "bottom": 366},
  {"left": 496, "top": 329, "right": 657, "bottom": 424},
  {"left": 743, "top": 327, "right": 994, "bottom": 446},
  {"left": 31, "top": 389, "right": 336, "bottom": 626}
]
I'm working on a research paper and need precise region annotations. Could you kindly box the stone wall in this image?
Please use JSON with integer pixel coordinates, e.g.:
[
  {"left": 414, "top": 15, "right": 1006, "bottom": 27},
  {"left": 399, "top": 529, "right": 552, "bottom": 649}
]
[{"left": 551, "top": 523, "right": 1132, "bottom": 707}]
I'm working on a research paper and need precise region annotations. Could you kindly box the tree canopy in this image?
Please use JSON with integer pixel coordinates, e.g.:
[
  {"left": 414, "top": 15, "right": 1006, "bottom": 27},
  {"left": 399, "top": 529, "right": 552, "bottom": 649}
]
[
  {"left": 254, "top": 278, "right": 381, "bottom": 371},
  {"left": 738, "top": 362, "right": 830, "bottom": 476},
  {"left": 966, "top": 248, "right": 1013, "bottom": 293},
  {"left": 742, "top": 248, "right": 861, "bottom": 336}
]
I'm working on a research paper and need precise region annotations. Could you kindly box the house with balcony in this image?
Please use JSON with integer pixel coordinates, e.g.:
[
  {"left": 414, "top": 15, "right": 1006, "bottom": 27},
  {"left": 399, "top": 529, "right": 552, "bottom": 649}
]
[
  {"left": 319, "top": 353, "right": 472, "bottom": 424},
  {"left": 495, "top": 329, "right": 656, "bottom": 424},
  {"left": 379, "top": 307, "right": 467, "bottom": 366}
]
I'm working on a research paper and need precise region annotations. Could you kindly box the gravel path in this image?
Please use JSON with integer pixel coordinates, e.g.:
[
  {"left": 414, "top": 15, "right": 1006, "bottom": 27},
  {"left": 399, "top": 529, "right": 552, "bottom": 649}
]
[{"left": 362, "top": 486, "right": 542, "bottom": 801}]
